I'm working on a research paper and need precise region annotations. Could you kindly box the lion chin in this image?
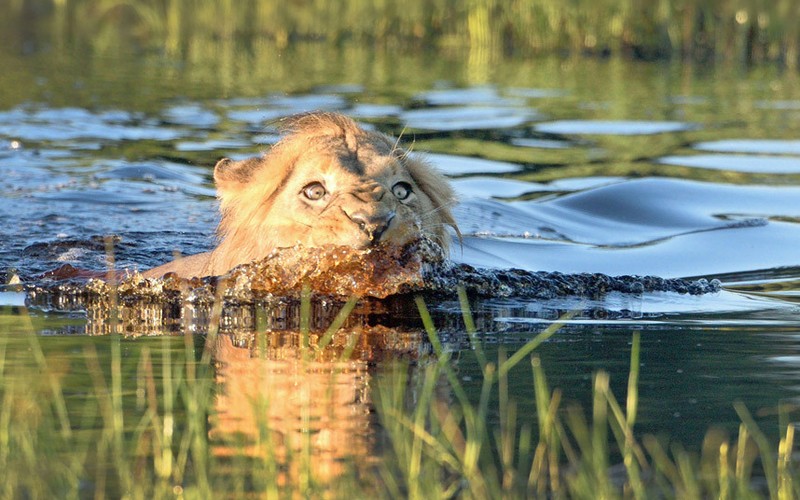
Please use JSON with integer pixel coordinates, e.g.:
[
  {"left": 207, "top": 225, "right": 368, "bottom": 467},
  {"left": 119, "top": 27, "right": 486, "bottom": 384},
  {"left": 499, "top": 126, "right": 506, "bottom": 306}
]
[{"left": 143, "top": 112, "right": 459, "bottom": 279}]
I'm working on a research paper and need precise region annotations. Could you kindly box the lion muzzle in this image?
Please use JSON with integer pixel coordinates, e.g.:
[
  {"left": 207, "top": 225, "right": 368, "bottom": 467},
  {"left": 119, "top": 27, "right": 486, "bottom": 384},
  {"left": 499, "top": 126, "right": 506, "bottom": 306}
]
[{"left": 348, "top": 210, "right": 396, "bottom": 243}]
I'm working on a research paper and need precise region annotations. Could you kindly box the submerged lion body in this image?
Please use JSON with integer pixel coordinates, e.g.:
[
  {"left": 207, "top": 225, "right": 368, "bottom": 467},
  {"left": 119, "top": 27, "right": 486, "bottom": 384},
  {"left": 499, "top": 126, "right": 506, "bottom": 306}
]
[{"left": 144, "top": 112, "right": 457, "bottom": 279}]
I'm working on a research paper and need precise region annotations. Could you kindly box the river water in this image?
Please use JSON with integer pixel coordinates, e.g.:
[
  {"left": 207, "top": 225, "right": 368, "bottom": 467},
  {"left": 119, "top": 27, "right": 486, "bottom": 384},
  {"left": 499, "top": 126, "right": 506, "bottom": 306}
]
[{"left": 1, "top": 43, "right": 800, "bottom": 480}]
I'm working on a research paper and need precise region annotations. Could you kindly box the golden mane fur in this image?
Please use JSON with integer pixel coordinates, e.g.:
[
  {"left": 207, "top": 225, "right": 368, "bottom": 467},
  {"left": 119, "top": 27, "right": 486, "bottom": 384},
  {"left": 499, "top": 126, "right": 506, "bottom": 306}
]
[{"left": 144, "top": 112, "right": 458, "bottom": 278}]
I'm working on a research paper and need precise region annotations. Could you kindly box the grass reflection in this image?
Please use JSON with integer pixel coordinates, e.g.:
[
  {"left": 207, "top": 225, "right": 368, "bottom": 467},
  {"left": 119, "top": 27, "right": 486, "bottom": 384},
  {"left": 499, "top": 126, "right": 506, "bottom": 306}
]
[{"left": 4, "top": 0, "right": 800, "bottom": 65}]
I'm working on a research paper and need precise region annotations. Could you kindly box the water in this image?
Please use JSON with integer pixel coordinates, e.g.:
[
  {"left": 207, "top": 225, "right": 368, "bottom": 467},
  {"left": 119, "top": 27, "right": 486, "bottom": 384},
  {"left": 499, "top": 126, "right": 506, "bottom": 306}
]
[{"left": 2, "top": 44, "right": 800, "bottom": 490}]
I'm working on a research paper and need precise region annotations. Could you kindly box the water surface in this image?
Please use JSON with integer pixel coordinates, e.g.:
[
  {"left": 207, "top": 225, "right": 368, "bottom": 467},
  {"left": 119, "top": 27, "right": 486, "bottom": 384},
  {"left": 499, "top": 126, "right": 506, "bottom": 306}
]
[{"left": 2, "top": 46, "right": 800, "bottom": 483}]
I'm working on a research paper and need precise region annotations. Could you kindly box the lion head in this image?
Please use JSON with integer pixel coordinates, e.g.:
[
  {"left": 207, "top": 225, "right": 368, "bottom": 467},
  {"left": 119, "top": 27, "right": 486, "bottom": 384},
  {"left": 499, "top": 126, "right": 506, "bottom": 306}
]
[{"left": 195, "top": 112, "right": 458, "bottom": 277}]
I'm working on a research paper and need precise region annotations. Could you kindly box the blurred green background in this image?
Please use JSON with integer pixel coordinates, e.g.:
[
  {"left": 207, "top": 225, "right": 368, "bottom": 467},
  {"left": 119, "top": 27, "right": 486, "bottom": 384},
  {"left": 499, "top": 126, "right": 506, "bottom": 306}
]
[{"left": 4, "top": 0, "right": 799, "bottom": 65}]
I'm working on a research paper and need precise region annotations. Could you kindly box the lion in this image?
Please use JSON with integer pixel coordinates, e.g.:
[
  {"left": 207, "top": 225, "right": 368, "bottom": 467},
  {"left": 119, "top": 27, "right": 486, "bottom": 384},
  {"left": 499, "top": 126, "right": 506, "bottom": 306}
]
[{"left": 144, "top": 112, "right": 458, "bottom": 279}]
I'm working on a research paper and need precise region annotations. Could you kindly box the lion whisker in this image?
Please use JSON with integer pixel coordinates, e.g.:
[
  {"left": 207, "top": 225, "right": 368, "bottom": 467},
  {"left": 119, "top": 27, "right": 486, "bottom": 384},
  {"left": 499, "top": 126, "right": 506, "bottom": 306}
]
[
  {"left": 394, "top": 140, "right": 417, "bottom": 162},
  {"left": 419, "top": 200, "right": 458, "bottom": 219},
  {"left": 391, "top": 125, "right": 409, "bottom": 156}
]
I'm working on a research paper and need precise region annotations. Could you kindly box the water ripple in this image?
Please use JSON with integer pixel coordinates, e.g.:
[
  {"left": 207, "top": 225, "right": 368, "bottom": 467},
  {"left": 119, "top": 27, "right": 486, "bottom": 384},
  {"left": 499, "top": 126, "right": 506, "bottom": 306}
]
[
  {"left": 659, "top": 154, "right": 800, "bottom": 173},
  {"left": 535, "top": 119, "right": 697, "bottom": 135}
]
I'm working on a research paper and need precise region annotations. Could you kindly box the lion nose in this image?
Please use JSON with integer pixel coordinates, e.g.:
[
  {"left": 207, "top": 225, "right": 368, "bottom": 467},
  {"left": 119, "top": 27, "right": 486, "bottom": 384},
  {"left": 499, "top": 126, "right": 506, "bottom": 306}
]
[{"left": 349, "top": 211, "right": 395, "bottom": 242}]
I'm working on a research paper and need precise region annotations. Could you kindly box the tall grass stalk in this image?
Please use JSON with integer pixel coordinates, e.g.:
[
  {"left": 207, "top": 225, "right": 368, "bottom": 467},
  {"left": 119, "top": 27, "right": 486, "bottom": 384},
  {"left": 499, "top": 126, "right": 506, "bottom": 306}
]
[
  {"left": 457, "top": 286, "right": 486, "bottom": 371},
  {"left": 499, "top": 310, "right": 577, "bottom": 379},
  {"left": 735, "top": 423, "right": 752, "bottom": 490},
  {"left": 26, "top": 315, "right": 73, "bottom": 440},
  {"left": 736, "top": 401, "right": 779, "bottom": 498},
  {"left": 778, "top": 424, "right": 796, "bottom": 499},
  {"left": 317, "top": 294, "right": 360, "bottom": 351}
]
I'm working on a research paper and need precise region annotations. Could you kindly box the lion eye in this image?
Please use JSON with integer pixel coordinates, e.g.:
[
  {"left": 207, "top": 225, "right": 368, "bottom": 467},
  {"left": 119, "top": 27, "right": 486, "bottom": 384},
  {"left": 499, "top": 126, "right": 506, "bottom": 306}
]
[
  {"left": 392, "top": 181, "right": 413, "bottom": 200},
  {"left": 302, "top": 182, "right": 327, "bottom": 201}
]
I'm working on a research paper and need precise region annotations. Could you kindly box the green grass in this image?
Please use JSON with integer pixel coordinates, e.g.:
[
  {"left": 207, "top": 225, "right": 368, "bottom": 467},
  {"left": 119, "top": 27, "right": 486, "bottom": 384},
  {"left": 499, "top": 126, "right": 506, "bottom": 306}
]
[{"left": 0, "top": 293, "right": 798, "bottom": 498}]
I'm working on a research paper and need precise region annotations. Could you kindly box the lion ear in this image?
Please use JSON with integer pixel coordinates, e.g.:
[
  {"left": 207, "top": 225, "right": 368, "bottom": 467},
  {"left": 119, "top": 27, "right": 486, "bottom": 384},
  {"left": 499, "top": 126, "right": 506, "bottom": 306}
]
[{"left": 213, "top": 157, "right": 264, "bottom": 196}]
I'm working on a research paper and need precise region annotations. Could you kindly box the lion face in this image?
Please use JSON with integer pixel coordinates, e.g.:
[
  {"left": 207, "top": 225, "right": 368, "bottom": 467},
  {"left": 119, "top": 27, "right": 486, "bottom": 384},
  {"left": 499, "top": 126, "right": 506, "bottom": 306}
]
[
  {"left": 259, "top": 147, "right": 431, "bottom": 248},
  {"left": 204, "top": 113, "right": 458, "bottom": 276}
]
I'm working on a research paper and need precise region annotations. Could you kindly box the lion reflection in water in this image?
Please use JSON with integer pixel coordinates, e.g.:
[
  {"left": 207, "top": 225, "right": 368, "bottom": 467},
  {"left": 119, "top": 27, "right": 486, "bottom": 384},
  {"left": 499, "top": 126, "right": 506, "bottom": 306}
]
[
  {"left": 209, "top": 328, "right": 423, "bottom": 486},
  {"left": 145, "top": 112, "right": 458, "bottom": 279}
]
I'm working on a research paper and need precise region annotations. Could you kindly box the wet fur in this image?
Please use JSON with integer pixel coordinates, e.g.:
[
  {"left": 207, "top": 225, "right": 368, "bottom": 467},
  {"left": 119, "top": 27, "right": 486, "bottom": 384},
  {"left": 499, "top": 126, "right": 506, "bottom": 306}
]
[{"left": 144, "top": 112, "right": 458, "bottom": 278}]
